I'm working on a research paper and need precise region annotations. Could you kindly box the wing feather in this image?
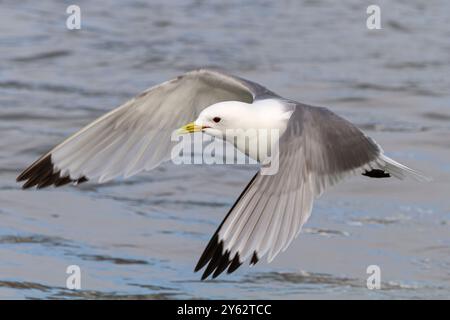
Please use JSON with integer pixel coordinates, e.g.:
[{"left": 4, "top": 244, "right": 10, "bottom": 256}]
[
  {"left": 17, "top": 69, "right": 266, "bottom": 188},
  {"left": 195, "top": 102, "right": 427, "bottom": 279}
]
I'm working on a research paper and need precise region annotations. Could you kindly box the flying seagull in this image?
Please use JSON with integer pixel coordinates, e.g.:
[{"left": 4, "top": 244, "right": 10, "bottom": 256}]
[{"left": 17, "top": 69, "right": 429, "bottom": 280}]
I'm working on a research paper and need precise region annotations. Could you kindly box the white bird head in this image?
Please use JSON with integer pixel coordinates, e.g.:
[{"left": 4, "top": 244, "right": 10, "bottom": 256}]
[
  {"left": 177, "top": 99, "right": 292, "bottom": 162},
  {"left": 178, "top": 99, "right": 290, "bottom": 138},
  {"left": 178, "top": 101, "right": 252, "bottom": 138}
]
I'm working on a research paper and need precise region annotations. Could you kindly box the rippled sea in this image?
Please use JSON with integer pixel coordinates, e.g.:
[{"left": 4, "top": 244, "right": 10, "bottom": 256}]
[{"left": 0, "top": 0, "right": 449, "bottom": 299}]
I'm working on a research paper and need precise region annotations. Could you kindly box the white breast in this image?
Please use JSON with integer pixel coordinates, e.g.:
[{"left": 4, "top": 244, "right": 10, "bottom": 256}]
[{"left": 227, "top": 99, "right": 293, "bottom": 162}]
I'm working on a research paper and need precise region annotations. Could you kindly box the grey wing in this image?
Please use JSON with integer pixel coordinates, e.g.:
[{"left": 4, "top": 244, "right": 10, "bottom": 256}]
[
  {"left": 17, "top": 69, "right": 271, "bottom": 188},
  {"left": 195, "top": 103, "right": 427, "bottom": 280}
]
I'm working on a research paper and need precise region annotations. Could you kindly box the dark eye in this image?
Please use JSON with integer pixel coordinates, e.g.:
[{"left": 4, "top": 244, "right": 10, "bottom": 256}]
[{"left": 213, "top": 117, "right": 221, "bottom": 123}]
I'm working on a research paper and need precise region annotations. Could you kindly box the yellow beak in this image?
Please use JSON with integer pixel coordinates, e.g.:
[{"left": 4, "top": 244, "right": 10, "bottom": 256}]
[{"left": 177, "top": 122, "right": 204, "bottom": 134}]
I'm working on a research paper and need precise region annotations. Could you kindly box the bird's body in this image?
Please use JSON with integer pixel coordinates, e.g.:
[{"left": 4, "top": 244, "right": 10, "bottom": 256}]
[
  {"left": 196, "top": 99, "right": 292, "bottom": 162},
  {"left": 17, "top": 69, "right": 429, "bottom": 280}
]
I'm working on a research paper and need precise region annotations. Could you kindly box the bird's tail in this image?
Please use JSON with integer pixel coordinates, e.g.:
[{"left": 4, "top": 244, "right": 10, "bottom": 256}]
[{"left": 378, "top": 154, "right": 431, "bottom": 182}]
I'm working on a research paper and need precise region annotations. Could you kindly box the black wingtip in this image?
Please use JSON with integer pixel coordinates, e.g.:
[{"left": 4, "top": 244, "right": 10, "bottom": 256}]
[
  {"left": 195, "top": 173, "right": 260, "bottom": 280},
  {"left": 200, "top": 241, "right": 225, "bottom": 280},
  {"left": 17, "top": 153, "right": 88, "bottom": 189},
  {"left": 195, "top": 234, "right": 244, "bottom": 280},
  {"left": 200, "top": 271, "right": 209, "bottom": 281},
  {"left": 250, "top": 252, "right": 259, "bottom": 265},
  {"left": 227, "top": 254, "right": 242, "bottom": 274},
  {"left": 362, "top": 169, "right": 391, "bottom": 178},
  {"left": 195, "top": 234, "right": 220, "bottom": 272},
  {"left": 212, "top": 250, "right": 232, "bottom": 279}
]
